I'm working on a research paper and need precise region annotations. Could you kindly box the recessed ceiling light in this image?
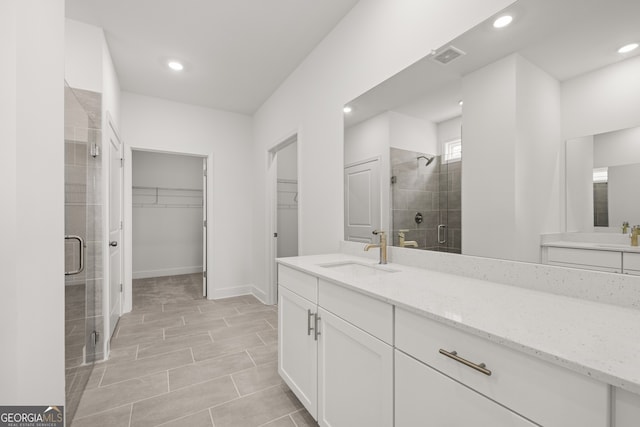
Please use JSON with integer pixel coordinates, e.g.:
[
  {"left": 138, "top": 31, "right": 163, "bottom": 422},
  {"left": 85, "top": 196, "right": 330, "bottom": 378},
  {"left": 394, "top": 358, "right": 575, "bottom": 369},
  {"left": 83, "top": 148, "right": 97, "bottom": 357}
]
[
  {"left": 493, "top": 15, "right": 513, "bottom": 29},
  {"left": 458, "top": 100, "right": 464, "bottom": 107},
  {"left": 618, "top": 43, "right": 639, "bottom": 54},
  {"left": 168, "top": 61, "right": 184, "bottom": 71},
  {"left": 343, "top": 106, "right": 352, "bottom": 114}
]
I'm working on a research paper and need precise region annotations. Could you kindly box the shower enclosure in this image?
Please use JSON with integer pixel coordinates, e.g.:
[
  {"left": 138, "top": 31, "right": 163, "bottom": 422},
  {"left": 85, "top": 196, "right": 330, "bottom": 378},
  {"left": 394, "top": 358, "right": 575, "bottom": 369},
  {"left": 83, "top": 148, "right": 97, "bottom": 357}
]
[
  {"left": 391, "top": 147, "right": 462, "bottom": 253},
  {"left": 64, "top": 82, "right": 103, "bottom": 422}
]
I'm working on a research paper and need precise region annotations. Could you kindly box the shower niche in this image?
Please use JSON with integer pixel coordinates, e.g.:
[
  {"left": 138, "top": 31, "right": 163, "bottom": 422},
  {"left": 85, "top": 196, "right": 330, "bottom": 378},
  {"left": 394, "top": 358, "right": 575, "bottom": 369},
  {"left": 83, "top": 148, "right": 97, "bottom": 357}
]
[{"left": 390, "top": 147, "right": 461, "bottom": 253}]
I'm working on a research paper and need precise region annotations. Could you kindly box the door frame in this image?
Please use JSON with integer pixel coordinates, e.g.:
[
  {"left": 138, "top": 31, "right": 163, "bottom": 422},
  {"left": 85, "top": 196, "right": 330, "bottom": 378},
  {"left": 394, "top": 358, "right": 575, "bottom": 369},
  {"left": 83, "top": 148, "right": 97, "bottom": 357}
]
[
  {"left": 123, "top": 146, "right": 212, "bottom": 314},
  {"left": 106, "top": 113, "right": 124, "bottom": 348},
  {"left": 267, "top": 130, "right": 299, "bottom": 306}
]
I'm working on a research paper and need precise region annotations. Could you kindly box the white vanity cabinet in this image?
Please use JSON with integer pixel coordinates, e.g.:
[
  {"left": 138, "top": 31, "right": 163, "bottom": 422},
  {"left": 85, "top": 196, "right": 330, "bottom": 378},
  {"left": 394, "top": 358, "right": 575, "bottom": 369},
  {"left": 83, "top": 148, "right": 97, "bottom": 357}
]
[
  {"left": 544, "top": 246, "right": 622, "bottom": 273},
  {"left": 278, "top": 266, "right": 319, "bottom": 418},
  {"left": 614, "top": 387, "right": 640, "bottom": 426},
  {"left": 277, "top": 265, "right": 393, "bottom": 427},
  {"left": 623, "top": 252, "right": 640, "bottom": 276},
  {"left": 395, "top": 307, "right": 609, "bottom": 427},
  {"left": 395, "top": 350, "right": 536, "bottom": 427}
]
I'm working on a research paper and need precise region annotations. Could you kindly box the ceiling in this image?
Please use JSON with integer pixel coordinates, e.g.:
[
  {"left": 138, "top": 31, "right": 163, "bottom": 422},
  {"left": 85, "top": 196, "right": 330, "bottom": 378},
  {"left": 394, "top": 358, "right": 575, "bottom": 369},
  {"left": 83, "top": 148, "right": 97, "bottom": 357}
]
[
  {"left": 345, "top": 0, "right": 640, "bottom": 128},
  {"left": 65, "top": 0, "right": 359, "bottom": 115}
]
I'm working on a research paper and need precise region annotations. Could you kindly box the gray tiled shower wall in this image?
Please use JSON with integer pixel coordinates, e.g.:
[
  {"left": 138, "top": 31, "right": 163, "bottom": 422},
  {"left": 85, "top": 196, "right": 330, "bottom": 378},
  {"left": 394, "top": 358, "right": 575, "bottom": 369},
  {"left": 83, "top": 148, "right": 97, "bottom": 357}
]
[
  {"left": 593, "top": 182, "right": 609, "bottom": 227},
  {"left": 391, "top": 147, "right": 461, "bottom": 253}
]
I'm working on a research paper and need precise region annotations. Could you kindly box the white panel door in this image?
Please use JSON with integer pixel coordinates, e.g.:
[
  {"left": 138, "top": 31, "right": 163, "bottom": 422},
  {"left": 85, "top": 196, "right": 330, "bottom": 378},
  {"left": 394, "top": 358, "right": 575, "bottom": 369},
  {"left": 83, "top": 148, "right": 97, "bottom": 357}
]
[
  {"left": 344, "top": 159, "right": 380, "bottom": 243},
  {"left": 202, "top": 158, "right": 207, "bottom": 297},
  {"left": 108, "top": 121, "right": 123, "bottom": 340},
  {"left": 395, "top": 350, "right": 537, "bottom": 427},
  {"left": 278, "top": 286, "right": 318, "bottom": 419},
  {"left": 615, "top": 388, "right": 640, "bottom": 427},
  {"left": 317, "top": 308, "right": 392, "bottom": 427}
]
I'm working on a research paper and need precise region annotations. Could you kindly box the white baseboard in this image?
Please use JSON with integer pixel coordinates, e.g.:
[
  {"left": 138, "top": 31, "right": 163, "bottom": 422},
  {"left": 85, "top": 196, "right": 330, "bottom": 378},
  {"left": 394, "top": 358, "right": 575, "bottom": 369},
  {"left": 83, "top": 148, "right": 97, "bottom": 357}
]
[
  {"left": 251, "top": 285, "right": 269, "bottom": 305},
  {"left": 132, "top": 266, "right": 202, "bottom": 279},
  {"left": 208, "top": 284, "right": 253, "bottom": 300}
]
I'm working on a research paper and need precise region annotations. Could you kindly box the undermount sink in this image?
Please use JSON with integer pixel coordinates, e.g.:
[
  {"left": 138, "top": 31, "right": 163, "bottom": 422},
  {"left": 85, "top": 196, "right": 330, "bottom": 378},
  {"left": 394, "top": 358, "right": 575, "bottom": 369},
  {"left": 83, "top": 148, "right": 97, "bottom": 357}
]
[{"left": 318, "top": 261, "right": 399, "bottom": 276}]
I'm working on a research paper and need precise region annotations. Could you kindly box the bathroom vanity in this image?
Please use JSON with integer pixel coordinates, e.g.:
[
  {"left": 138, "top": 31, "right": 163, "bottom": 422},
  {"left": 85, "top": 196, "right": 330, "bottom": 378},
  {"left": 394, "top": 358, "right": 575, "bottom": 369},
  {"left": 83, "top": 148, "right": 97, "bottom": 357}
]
[{"left": 277, "top": 245, "right": 640, "bottom": 426}]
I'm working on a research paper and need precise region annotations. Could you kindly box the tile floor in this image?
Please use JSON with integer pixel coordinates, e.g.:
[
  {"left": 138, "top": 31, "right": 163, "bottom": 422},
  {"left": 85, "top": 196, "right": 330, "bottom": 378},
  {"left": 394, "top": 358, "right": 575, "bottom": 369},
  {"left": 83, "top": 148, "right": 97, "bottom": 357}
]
[{"left": 71, "top": 274, "right": 318, "bottom": 427}]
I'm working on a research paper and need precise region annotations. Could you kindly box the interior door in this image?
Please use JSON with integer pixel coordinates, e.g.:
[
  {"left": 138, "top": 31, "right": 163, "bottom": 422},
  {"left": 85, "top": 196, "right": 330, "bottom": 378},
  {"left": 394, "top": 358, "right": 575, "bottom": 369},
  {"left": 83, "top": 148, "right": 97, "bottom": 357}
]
[
  {"left": 108, "top": 120, "right": 123, "bottom": 340},
  {"left": 202, "top": 158, "right": 207, "bottom": 297},
  {"left": 344, "top": 159, "right": 380, "bottom": 243}
]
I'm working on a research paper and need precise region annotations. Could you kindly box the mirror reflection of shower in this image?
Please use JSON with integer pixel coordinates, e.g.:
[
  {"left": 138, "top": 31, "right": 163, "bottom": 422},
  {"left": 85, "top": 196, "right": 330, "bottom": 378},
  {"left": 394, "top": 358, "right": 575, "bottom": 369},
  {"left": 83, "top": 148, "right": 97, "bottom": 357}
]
[{"left": 417, "top": 155, "right": 436, "bottom": 167}]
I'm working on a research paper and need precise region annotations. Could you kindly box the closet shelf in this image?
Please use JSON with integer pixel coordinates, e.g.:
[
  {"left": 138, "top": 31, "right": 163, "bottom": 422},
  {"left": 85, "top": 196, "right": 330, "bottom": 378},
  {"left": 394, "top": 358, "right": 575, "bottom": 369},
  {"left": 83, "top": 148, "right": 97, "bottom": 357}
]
[{"left": 133, "top": 185, "right": 203, "bottom": 209}]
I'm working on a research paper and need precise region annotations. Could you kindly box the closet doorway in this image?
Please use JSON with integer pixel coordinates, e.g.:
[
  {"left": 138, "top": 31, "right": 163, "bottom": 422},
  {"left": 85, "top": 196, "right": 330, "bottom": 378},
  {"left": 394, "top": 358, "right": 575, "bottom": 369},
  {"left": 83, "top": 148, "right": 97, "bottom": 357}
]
[
  {"left": 268, "top": 136, "right": 299, "bottom": 304},
  {"left": 131, "top": 151, "right": 207, "bottom": 306}
]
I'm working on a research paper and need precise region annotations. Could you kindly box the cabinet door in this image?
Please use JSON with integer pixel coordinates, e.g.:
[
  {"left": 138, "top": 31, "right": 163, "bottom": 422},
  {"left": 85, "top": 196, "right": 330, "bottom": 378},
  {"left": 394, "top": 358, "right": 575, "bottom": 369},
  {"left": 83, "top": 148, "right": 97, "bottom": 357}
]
[
  {"left": 317, "top": 308, "right": 393, "bottom": 427},
  {"left": 395, "top": 350, "right": 537, "bottom": 427},
  {"left": 278, "top": 286, "right": 318, "bottom": 419},
  {"left": 615, "top": 388, "right": 640, "bottom": 427}
]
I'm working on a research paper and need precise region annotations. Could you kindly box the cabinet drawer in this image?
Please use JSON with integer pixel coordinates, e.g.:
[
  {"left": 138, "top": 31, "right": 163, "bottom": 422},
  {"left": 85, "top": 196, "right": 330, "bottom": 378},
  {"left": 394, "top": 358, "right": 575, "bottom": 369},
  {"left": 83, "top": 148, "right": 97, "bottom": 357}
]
[
  {"left": 395, "top": 350, "right": 536, "bottom": 427},
  {"left": 318, "top": 279, "right": 393, "bottom": 344},
  {"left": 278, "top": 265, "right": 317, "bottom": 303},
  {"left": 395, "top": 308, "right": 608, "bottom": 427},
  {"left": 547, "top": 246, "right": 621, "bottom": 271},
  {"left": 614, "top": 388, "right": 640, "bottom": 427},
  {"left": 623, "top": 252, "right": 640, "bottom": 273}
]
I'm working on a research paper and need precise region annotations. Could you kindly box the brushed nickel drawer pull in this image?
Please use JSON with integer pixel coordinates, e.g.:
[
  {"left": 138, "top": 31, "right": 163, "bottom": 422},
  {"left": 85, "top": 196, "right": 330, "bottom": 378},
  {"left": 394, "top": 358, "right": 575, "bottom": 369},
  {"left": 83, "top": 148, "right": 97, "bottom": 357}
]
[
  {"left": 439, "top": 349, "right": 492, "bottom": 376},
  {"left": 307, "top": 309, "right": 314, "bottom": 336}
]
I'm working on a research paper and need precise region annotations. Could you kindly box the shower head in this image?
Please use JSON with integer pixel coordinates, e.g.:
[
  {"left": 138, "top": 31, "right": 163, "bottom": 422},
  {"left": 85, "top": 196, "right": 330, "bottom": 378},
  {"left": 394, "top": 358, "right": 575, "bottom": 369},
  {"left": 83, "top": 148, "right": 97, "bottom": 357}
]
[{"left": 417, "top": 155, "right": 435, "bottom": 167}]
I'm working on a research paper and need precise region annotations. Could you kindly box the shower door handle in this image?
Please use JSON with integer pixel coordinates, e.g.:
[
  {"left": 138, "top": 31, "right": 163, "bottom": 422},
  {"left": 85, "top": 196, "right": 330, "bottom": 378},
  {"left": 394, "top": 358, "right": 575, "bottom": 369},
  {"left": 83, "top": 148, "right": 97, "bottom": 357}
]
[
  {"left": 65, "top": 235, "right": 85, "bottom": 275},
  {"left": 438, "top": 224, "right": 447, "bottom": 244}
]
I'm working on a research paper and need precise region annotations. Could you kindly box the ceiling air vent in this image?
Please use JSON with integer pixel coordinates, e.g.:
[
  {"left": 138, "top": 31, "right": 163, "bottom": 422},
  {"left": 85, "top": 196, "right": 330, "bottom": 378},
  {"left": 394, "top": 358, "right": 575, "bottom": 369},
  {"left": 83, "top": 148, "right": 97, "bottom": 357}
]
[{"left": 431, "top": 46, "right": 466, "bottom": 65}]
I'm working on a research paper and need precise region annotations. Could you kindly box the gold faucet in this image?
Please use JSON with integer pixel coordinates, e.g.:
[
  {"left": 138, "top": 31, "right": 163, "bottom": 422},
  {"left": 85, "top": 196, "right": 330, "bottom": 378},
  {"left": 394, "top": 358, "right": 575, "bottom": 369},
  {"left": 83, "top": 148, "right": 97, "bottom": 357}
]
[
  {"left": 364, "top": 230, "right": 387, "bottom": 264},
  {"left": 631, "top": 226, "right": 639, "bottom": 247},
  {"left": 398, "top": 229, "right": 418, "bottom": 248}
]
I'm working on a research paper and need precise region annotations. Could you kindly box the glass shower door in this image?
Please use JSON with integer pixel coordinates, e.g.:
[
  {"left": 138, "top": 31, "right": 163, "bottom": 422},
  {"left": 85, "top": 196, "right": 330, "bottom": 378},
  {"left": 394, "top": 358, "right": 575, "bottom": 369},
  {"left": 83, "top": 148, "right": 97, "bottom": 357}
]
[{"left": 64, "top": 82, "right": 101, "bottom": 422}]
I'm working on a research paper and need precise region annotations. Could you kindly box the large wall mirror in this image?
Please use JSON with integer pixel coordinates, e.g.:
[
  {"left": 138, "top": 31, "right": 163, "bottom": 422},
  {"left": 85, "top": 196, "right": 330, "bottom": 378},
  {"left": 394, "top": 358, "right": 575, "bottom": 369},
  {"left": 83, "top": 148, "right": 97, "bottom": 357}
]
[{"left": 343, "top": 0, "right": 640, "bottom": 263}]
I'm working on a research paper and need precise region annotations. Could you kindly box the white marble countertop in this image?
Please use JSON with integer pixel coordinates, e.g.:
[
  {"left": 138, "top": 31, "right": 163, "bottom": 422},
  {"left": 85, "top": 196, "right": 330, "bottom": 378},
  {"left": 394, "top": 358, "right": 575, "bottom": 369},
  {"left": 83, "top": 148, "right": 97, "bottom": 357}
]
[
  {"left": 541, "top": 240, "right": 640, "bottom": 253},
  {"left": 277, "top": 253, "right": 640, "bottom": 395}
]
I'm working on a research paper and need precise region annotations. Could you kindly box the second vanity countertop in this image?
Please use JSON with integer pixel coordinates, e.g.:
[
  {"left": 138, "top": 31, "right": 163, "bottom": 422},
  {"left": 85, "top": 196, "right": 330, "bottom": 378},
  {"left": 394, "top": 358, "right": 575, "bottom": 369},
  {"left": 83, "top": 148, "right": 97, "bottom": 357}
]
[{"left": 277, "top": 253, "right": 640, "bottom": 395}]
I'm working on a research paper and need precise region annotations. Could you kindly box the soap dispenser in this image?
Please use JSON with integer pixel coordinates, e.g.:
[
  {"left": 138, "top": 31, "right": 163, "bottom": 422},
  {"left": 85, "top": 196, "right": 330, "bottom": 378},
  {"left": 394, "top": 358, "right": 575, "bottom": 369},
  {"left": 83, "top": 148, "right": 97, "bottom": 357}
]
[{"left": 631, "top": 226, "right": 639, "bottom": 247}]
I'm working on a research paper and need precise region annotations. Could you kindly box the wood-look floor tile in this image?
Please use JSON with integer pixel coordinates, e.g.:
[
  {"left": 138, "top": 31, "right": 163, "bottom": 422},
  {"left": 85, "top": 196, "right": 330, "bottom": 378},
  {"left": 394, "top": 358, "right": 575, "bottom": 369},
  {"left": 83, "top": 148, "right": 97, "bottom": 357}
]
[
  {"left": 157, "top": 410, "right": 213, "bottom": 427},
  {"left": 210, "top": 384, "right": 302, "bottom": 427},
  {"left": 169, "top": 351, "right": 254, "bottom": 391},
  {"left": 75, "top": 372, "right": 167, "bottom": 418},
  {"left": 257, "top": 329, "right": 278, "bottom": 345},
  {"left": 136, "top": 332, "right": 212, "bottom": 360},
  {"left": 71, "top": 404, "right": 132, "bottom": 427},
  {"left": 101, "top": 349, "right": 192, "bottom": 386},
  {"left": 131, "top": 375, "right": 238, "bottom": 427},
  {"left": 247, "top": 343, "right": 278, "bottom": 366},
  {"left": 110, "top": 328, "right": 163, "bottom": 350},
  {"left": 164, "top": 318, "right": 227, "bottom": 339},
  {"left": 192, "top": 333, "right": 264, "bottom": 362},
  {"left": 261, "top": 415, "right": 296, "bottom": 427},
  {"left": 232, "top": 361, "right": 283, "bottom": 396},
  {"left": 209, "top": 320, "right": 274, "bottom": 341},
  {"left": 290, "top": 409, "right": 320, "bottom": 427},
  {"left": 183, "top": 307, "right": 240, "bottom": 325},
  {"left": 224, "top": 310, "right": 278, "bottom": 327}
]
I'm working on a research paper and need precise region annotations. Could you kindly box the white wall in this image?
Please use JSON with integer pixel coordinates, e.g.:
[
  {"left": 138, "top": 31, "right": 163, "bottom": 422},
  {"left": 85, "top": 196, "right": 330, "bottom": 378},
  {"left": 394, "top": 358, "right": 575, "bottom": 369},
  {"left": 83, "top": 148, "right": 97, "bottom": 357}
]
[
  {"left": 251, "top": 0, "right": 515, "bottom": 299},
  {"left": 121, "top": 92, "right": 254, "bottom": 299},
  {"left": 65, "top": 19, "right": 103, "bottom": 93},
  {"left": 566, "top": 136, "right": 594, "bottom": 232},
  {"left": 462, "top": 54, "right": 562, "bottom": 263},
  {"left": 389, "top": 111, "right": 438, "bottom": 154},
  {"left": 608, "top": 164, "right": 640, "bottom": 226},
  {"left": 437, "top": 116, "right": 462, "bottom": 153},
  {"left": 132, "top": 151, "right": 204, "bottom": 278},
  {"left": 562, "top": 55, "right": 640, "bottom": 140},
  {"left": 0, "top": 0, "right": 65, "bottom": 406},
  {"left": 594, "top": 126, "right": 640, "bottom": 168},
  {"left": 462, "top": 55, "right": 518, "bottom": 259}
]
